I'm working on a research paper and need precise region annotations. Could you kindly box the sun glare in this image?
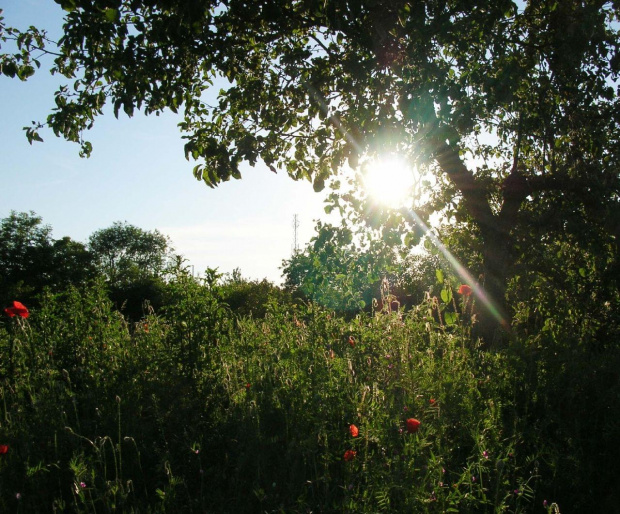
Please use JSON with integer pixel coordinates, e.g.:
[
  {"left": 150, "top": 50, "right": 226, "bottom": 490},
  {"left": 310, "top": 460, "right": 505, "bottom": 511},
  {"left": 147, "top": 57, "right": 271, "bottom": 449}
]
[{"left": 363, "top": 156, "right": 414, "bottom": 207}]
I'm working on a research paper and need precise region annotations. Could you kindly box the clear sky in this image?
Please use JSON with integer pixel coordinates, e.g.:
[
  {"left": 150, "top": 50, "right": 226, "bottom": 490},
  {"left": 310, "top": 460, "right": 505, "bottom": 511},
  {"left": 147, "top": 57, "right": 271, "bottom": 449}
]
[{"left": 0, "top": 0, "right": 331, "bottom": 283}]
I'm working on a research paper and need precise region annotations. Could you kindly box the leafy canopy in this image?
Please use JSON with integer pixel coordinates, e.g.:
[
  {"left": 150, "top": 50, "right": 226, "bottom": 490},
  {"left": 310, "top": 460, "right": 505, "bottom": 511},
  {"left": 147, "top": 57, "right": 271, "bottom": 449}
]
[
  {"left": 88, "top": 221, "right": 172, "bottom": 286},
  {"left": 2, "top": 0, "right": 620, "bottom": 336},
  {"left": 0, "top": 211, "right": 97, "bottom": 305}
]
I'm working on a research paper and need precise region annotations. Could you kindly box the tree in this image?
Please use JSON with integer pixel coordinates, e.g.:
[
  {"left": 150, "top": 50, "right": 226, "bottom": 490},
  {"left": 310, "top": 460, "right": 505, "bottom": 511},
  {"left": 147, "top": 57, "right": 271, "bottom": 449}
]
[
  {"left": 282, "top": 221, "right": 399, "bottom": 312},
  {"left": 88, "top": 221, "right": 172, "bottom": 285},
  {"left": 88, "top": 222, "right": 173, "bottom": 318},
  {"left": 220, "top": 268, "right": 291, "bottom": 318},
  {"left": 2, "top": 1, "right": 620, "bottom": 341},
  {"left": 0, "top": 211, "right": 97, "bottom": 305}
]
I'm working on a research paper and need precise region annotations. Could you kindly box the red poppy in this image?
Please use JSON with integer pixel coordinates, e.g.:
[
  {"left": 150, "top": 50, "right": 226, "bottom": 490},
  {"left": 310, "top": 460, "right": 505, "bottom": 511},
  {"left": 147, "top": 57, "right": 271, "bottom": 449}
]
[
  {"left": 457, "top": 284, "right": 473, "bottom": 296},
  {"left": 245, "top": 383, "right": 251, "bottom": 391},
  {"left": 0, "top": 444, "right": 8, "bottom": 455},
  {"left": 429, "top": 398, "right": 436, "bottom": 405},
  {"left": 344, "top": 449, "right": 356, "bottom": 462},
  {"left": 348, "top": 336, "right": 355, "bottom": 347},
  {"left": 4, "top": 301, "right": 29, "bottom": 318},
  {"left": 406, "top": 418, "right": 421, "bottom": 433},
  {"left": 349, "top": 424, "right": 359, "bottom": 438}
]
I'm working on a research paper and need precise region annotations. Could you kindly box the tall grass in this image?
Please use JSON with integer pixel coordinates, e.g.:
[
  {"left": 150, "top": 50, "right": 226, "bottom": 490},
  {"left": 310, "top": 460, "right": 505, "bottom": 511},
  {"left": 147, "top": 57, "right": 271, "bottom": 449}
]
[{"left": 1, "top": 275, "right": 618, "bottom": 512}]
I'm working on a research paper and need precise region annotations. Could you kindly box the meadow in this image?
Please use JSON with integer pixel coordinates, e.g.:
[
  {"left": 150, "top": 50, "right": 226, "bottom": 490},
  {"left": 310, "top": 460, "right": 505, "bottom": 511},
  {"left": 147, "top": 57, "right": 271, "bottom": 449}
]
[{"left": 2, "top": 270, "right": 618, "bottom": 513}]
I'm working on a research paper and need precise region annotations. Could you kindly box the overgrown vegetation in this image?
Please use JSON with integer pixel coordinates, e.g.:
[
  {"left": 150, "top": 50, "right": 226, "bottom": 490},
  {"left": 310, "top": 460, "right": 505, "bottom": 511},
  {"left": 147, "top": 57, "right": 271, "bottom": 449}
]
[
  {"left": 2, "top": 258, "right": 619, "bottom": 512},
  {"left": 3, "top": 0, "right": 620, "bottom": 510}
]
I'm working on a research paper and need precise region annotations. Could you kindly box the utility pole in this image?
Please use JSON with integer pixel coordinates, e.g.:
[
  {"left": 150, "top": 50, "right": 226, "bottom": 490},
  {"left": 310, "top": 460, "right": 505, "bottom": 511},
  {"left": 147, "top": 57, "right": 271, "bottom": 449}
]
[{"left": 292, "top": 214, "right": 300, "bottom": 255}]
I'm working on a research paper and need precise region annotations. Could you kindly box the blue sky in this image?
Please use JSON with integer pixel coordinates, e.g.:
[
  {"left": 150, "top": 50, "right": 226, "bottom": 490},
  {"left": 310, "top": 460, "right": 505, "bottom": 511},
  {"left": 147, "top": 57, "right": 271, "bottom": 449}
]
[{"left": 0, "top": 0, "right": 330, "bottom": 282}]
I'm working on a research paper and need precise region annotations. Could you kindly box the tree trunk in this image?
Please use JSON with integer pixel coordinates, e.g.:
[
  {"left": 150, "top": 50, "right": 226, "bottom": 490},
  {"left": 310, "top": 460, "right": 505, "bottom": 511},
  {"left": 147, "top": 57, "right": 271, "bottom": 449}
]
[
  {"left": 432, "top": 138, "right": 527, "bottom": 347},
  {"left": 477, "top": 224, "right": 513, "bottom": 347}
]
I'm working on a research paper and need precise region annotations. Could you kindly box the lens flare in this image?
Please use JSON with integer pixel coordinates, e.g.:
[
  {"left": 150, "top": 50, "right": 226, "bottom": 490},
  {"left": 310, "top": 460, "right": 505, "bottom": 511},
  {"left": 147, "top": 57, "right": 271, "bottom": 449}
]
[{"left": 400, "top": 207, "right": 507, "bottom": 328}]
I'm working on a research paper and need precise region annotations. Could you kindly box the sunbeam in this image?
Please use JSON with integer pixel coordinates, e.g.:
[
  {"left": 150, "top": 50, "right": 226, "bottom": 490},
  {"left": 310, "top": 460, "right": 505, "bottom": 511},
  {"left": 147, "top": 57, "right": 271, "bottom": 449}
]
[{"left": 400, "top": 207, "right": 508, "bottom": 329}]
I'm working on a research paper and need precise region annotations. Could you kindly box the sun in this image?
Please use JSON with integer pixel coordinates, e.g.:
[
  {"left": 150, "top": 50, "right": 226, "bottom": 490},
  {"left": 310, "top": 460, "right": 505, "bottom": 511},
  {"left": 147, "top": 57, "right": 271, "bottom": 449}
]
[{"left": 362, "top": 155, "right": 415, "bottom": 207}]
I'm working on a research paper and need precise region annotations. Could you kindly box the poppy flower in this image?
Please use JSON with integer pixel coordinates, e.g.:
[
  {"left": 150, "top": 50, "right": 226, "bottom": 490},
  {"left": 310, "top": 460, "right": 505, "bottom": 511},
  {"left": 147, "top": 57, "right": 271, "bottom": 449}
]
[
  {"left": 457, "top": 284, "right": 472, "bottom": 296},
  {"left": 429, "top": 398, "right": 436, "bottom": 405},
  {"left": 349, "top": 424, "right": 359, "bottom": 438},
  {"left": 0, "top": 444, "right": 8, "bottom": 454},
  {"left": 348, "top": 336, "right": 355, "bottom": 347},
  {"left": 344, "top": 449, "right": 356, "bottom": 462},
  {"left": 245, "top": 383, "right": 251, "bottom": 391},
  {"left": 406, "top": 418, "right": 421, "bottom": 433},
  {"left": 4, "top": 301, "right": 29, "bottom": 318}
]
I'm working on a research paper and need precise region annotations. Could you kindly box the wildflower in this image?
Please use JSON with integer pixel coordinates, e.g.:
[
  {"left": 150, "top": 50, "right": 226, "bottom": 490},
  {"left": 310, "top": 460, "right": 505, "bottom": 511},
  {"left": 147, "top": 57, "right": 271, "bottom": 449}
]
[
  {"left": 15, "top": 493, "right": 21, "bottom": 500},
  {"left": 349, "top": 424, "right": 359, "bottom": 438},
  {"left": 543, "top": 500, "right": 548, "bottom": 507},
  {"left": 0, "top": 444, "right": 8, "bottom": 454},
  {"left": 457, "top": 284, "right": 472, "bottom": 296},
  {"left": 429, "top": 398, "right": 436, "bottom": 405},
  {"left": 403, "top": 406, "right": 409, "bottom": 412},
  {"left": 472, "top": 476, "right": 477, "bottom": 482},
  {"left": 344, "top": 450, "right": 356, "bottom": 462},
  {"left": 482, "top": 450, "right": 489, "bottom": 459},
  {"left": 406, "top": 418, "right": 421, "bottom": 433},
  {"left": 514, "top": 489, "right": 519, "bottom": 494},
  {"left": 4, "top": 301, "right": 29, "bottom": 318},
  {"left": 348, "top": 336, "right": 355, "bottom": 347},
  {"left": 80, "top": 482, "right": 87, "bottom": 488},
  {"left": 245, "top": 383, "right": 251, "bottom": 391}
]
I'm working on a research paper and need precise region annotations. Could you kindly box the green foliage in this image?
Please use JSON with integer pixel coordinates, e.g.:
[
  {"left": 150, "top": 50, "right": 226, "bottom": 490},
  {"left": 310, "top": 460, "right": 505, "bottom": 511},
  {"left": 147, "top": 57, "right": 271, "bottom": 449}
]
[
  {"left": 4, "top": 2, "right": 620, "bottom": 340},
  {"left": 88, "top": 221, "right": 172, "bottom": 286},
  {"left": 88, "top": 221, "right": 174, "bottom": 320},
  {"left": 0, "top": 211, "right": 97, "bottom": 307},
  {"left": 2, "top": 277, "right": 618, "bottom": 511},
  {"left": 282, "top": 221, "right": 401, "bottom": 313},
  {"left": 220, "top": 268, "right": 291, "bottom": 318},
  {"left": 282, "top": 219, "right": 443, "bottom": 315}
]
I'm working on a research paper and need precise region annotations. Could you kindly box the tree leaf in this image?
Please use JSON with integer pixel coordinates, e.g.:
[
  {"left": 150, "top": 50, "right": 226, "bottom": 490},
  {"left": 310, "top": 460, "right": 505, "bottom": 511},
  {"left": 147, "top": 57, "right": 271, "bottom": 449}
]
[{"left": 436, "top": 269, "right": 444, "bottom": 284}]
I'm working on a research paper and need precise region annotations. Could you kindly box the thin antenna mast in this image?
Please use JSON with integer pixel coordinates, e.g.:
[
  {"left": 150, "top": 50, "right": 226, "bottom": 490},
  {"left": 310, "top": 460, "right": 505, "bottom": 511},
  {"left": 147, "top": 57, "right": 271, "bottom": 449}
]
[{"left": 292, "top": 214, "right": 300, "bottom": 254}]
